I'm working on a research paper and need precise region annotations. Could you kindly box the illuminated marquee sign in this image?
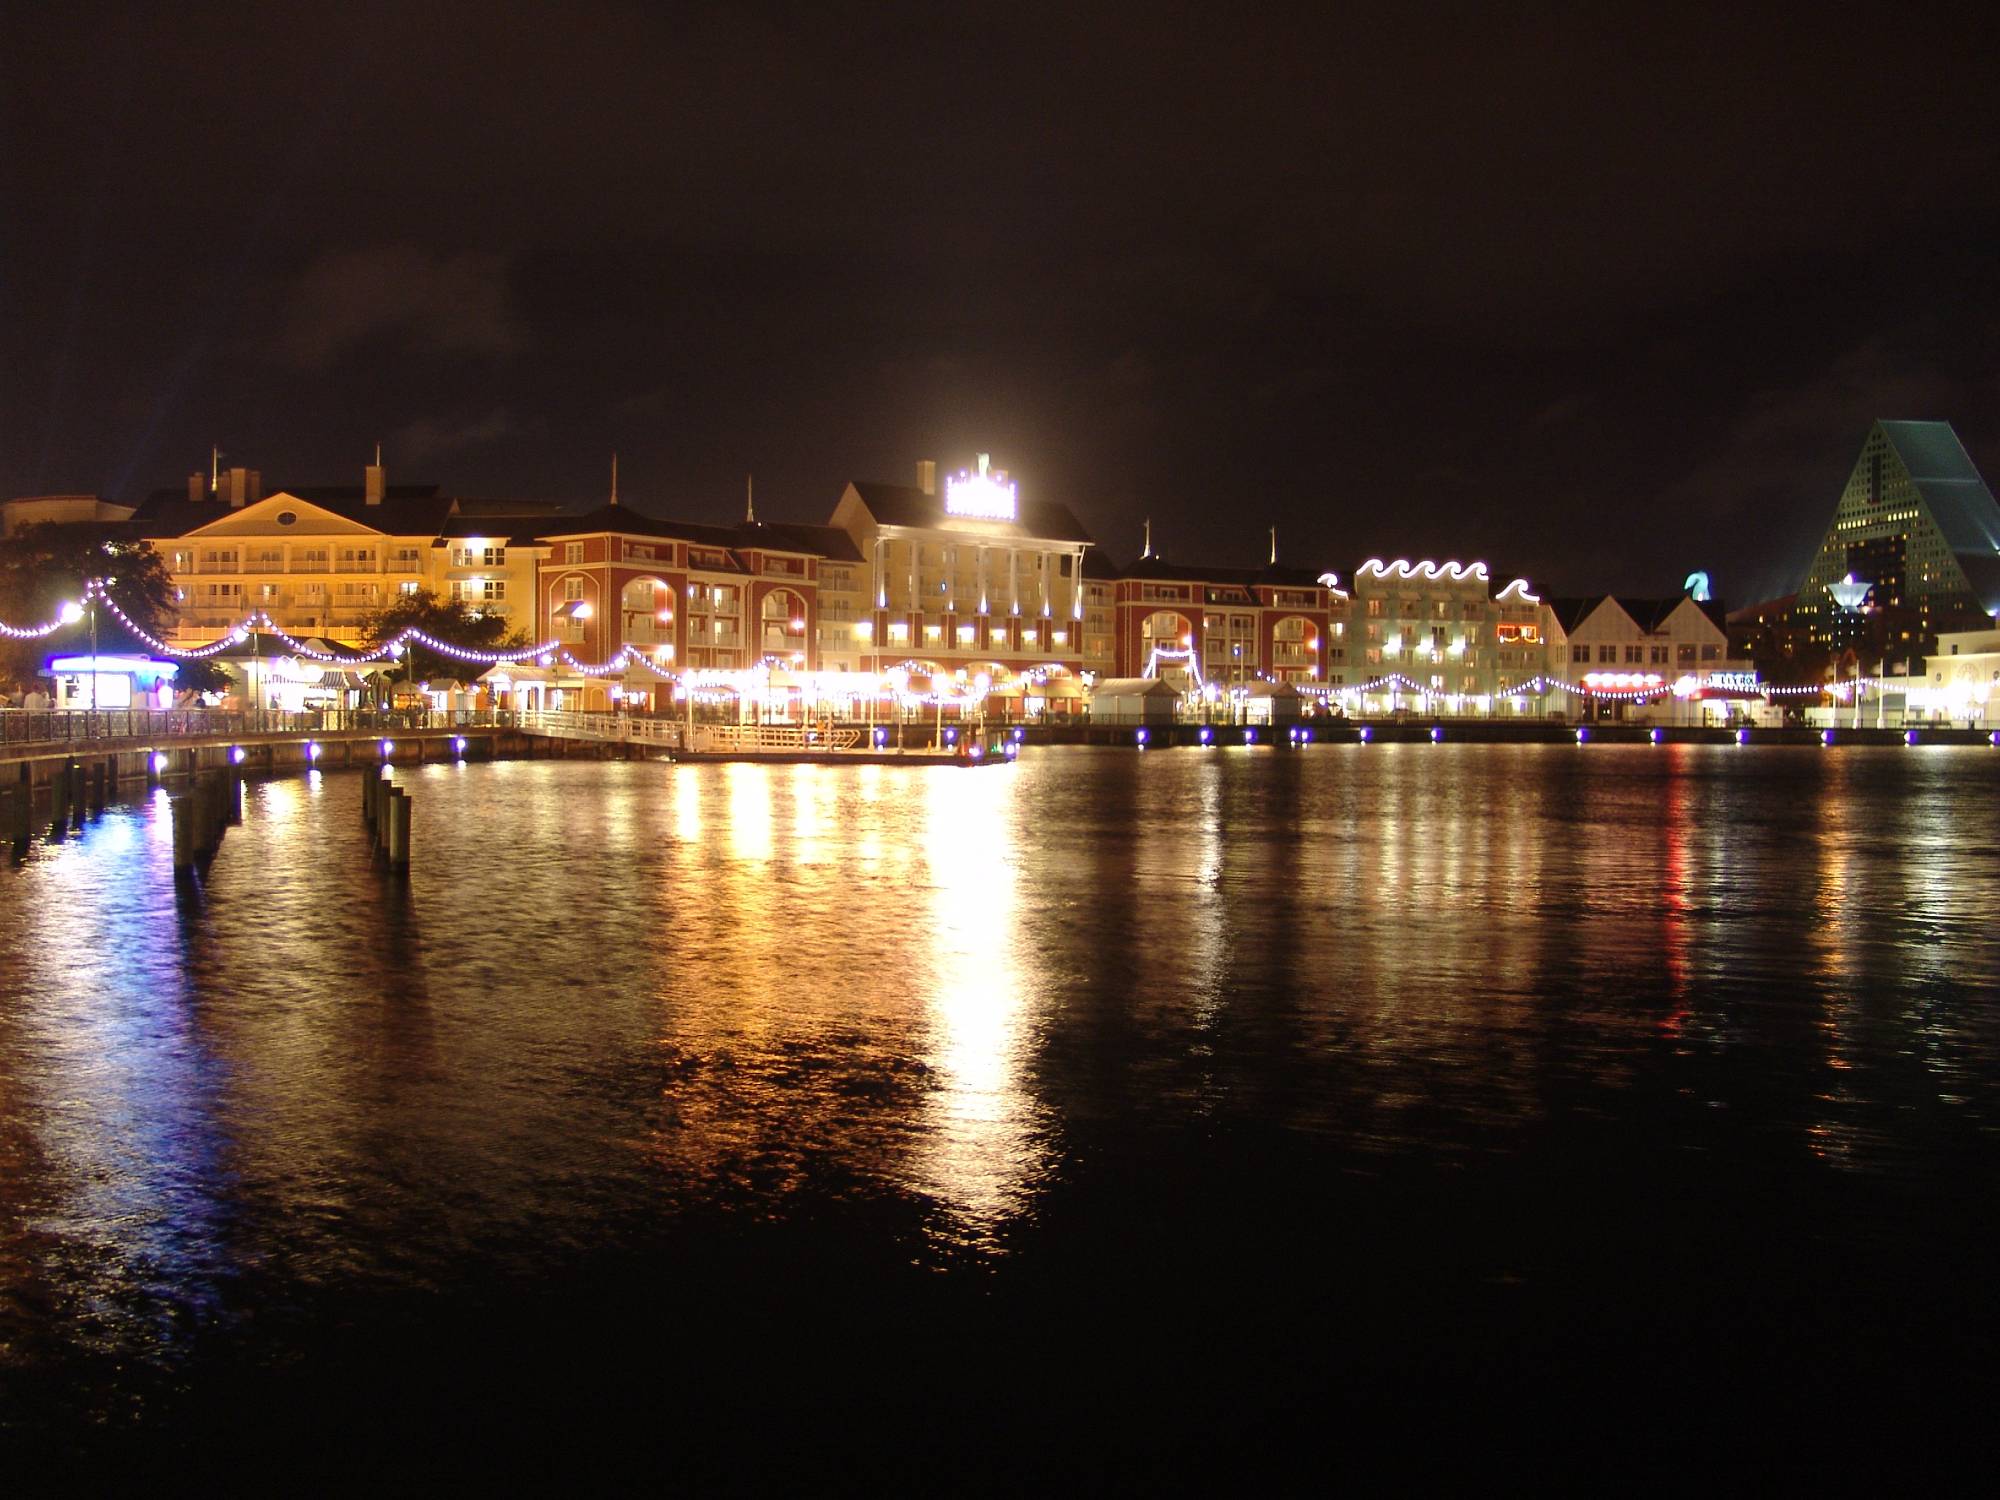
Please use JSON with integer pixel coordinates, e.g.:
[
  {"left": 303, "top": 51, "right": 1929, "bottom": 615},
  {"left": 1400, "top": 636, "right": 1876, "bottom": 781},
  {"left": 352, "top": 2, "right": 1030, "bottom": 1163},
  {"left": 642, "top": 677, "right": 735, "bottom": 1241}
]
[
  {"left": 1705, "top": 671, "right": 1760, "bottom": 693},
  {"left": 944, "top": 453, "right": 1018, "bottom": 521}
]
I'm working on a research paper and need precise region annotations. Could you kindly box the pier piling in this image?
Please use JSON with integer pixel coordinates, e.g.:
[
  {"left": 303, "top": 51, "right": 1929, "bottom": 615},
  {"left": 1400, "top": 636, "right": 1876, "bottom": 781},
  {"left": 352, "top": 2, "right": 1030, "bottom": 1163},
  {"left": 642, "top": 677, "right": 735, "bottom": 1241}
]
[
  {"left": 171, "top": 795, "right": 194, "bottom": 874},
  {"left": 49, "top": 761, "right": 71, "bottom": 840},
  {"left": 70, "top": 762, "right": 87, "bottom": 829},
  {"left": 386, "top": 787, "right": 411, "bottom": 871}
]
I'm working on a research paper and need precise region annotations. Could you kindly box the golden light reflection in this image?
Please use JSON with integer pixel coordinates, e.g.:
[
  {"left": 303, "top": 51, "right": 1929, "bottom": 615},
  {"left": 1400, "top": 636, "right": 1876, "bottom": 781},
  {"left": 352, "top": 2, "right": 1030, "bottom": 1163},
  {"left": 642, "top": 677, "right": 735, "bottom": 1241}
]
[
  {"left": 915, "top": 765, "right": 1051, "bottom": 1244},
  {"left": 724, "top": 763, "right": 773, "bottom": 863},
  {"left": 673, "top": 762, "right": 703, "bottom": 844}
]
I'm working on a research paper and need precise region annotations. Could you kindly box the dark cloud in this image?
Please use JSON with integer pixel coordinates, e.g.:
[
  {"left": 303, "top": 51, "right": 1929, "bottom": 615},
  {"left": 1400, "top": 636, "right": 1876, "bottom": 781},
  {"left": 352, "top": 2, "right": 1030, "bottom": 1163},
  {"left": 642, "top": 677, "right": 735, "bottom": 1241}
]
[
  {"left": 391, "top": 407, "right": 528, "bottom": 463},
  {"left": 4, "top": 0, "right": 1998, "bottom": 597},
  {"left": 278, "top": 246, "right": 526, "bottom": 370}
]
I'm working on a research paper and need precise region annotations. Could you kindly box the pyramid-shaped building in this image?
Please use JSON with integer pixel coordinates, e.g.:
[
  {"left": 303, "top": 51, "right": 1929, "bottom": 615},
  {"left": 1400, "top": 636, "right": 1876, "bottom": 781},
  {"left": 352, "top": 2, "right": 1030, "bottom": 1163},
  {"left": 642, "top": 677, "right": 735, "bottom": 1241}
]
[{"left": 1792, "top": 421, "right": 2000, "bottom": 649}]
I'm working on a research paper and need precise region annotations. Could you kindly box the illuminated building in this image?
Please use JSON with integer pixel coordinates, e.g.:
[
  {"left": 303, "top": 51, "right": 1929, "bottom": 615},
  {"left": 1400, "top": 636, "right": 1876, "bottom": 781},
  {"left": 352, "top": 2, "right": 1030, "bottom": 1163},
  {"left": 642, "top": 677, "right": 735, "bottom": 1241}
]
[
  {"left": 1, "top": 493, "right": 135, "bottom": 537},
  {"left": 1791, "top": 421, "right": 2000, "bottom": 656},
  {"left": 130, "top": 457, "right": 555, "bottom": 644},
  {"left": 1915, "top": 625, "right": 2000, "bottom": 726},
  {"left": 826, "top": 456, "right": 1093, "bottom": 678},
  {"left": 1111, "top": 549, "right": 1343, "bottom": 689},
  {"left": 1346, "top": 559, "right": 1551, "bottom": 712},
  {"left": 534, "top": 503, "right": 848, "bottom": 691},
  {"left": 1545, "top": 593, "right": 1756, "bottom": 722}
]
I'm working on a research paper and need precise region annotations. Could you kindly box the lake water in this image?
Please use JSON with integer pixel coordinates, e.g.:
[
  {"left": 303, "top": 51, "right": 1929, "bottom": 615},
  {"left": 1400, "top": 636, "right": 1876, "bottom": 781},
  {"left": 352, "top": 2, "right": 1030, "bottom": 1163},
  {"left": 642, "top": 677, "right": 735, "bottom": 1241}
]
[{"left": 3, "top": 744, "right": 1998, "bottom": 1485}]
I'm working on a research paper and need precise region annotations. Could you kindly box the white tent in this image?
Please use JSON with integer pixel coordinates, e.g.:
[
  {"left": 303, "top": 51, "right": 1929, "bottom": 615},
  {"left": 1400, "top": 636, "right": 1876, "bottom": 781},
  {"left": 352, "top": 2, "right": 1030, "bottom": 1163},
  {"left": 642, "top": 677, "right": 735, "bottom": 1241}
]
[{"left": 1087, "top": 677, "right": 1181, "bottom": 726}]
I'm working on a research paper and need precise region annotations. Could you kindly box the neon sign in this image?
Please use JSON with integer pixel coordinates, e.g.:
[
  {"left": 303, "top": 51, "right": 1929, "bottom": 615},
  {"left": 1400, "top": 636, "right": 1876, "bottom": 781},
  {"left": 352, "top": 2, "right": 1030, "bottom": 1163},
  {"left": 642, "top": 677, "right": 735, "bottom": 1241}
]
[{"left": 944, "top": 453, "right": 1017, "bottom": 521}]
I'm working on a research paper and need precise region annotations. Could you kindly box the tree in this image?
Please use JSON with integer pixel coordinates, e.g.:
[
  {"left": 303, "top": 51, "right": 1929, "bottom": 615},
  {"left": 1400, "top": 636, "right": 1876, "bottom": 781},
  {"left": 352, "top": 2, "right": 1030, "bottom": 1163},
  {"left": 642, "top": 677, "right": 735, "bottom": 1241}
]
[
  {"left": 358, "top": 588, "right": 526, "bottom": 686},
  {"left": 0, "top": 522, "right": 191, "bottom": 690}
]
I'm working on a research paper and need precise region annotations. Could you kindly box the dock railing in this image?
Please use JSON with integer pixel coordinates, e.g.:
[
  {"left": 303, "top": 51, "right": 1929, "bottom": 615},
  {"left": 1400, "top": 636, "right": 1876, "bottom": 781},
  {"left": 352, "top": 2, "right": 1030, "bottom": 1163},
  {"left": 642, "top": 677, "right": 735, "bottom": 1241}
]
[{"left": 1, "top": 706, "right": 515, "bottom": 746}]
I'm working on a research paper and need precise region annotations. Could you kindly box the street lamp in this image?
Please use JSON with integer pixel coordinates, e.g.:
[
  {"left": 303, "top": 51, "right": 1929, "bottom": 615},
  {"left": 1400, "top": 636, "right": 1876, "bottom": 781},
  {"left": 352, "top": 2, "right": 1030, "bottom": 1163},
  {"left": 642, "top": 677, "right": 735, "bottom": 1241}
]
[{"left": 84, "top": 585, "right": 99, "bottom": 713}]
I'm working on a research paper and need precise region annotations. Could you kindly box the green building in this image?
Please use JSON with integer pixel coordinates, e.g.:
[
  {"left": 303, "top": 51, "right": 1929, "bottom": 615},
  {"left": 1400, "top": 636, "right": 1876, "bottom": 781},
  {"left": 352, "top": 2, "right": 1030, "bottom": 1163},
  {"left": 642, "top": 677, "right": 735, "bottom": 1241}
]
[{"left": 1793, "top": 421, "right": 2000, "bottom": 654}]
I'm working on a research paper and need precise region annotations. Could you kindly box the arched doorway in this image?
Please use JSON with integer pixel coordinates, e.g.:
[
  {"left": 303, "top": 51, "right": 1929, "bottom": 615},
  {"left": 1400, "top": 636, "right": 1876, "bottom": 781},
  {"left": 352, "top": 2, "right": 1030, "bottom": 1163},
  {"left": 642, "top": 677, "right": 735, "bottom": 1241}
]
[{"left": 761, "top": 588, "right": 809, "bottom": 664}]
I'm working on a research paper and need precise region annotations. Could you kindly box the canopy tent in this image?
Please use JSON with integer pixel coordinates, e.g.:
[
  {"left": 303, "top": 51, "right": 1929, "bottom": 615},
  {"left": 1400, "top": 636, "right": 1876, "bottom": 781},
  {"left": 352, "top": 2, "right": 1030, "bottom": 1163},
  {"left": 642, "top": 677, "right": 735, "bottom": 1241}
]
[
  {"left": 1088, "top": 677, "right": 1182, "bottom": 725},
  {"left": 1236, "top": 679, "right": 1304, "bottom": 725}
]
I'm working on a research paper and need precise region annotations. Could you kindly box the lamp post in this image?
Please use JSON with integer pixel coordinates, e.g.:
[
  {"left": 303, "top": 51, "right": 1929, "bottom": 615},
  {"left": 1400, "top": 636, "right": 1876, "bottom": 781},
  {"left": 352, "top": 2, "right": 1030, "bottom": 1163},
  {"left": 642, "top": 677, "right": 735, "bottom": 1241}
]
[{"left": 86, "top": 580, "right": 99, "bottom": 714}]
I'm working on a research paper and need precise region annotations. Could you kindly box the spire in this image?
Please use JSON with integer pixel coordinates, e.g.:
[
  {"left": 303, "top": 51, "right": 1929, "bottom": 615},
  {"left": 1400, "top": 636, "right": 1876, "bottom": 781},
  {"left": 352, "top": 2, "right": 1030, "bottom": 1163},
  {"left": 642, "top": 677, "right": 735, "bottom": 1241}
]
[
  {"left": 746, "top": 473, "right": 755, "bottom": 524},
  {"left": 210, "top": 446, "right": 222, "bottom": 496},
  {"left": 609, "top": 452, "right": 619, "bottom": 507},
  {"left": 1270, "top": 526, "right": 1278, "bottom": 566},
  {"left": 1142, "top": 518, "right": 1152, "bottom": 558},
  {"left": 374, "top": 441, "right": 382, "bottom": 466}
]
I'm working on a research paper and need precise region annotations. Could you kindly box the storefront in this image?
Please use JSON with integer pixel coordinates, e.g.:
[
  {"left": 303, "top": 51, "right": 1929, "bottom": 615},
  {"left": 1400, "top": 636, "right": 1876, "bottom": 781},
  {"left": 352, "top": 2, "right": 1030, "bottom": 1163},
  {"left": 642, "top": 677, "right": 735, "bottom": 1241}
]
[{"left": 42, "top": 653, "right": 178, "bottom": 710}]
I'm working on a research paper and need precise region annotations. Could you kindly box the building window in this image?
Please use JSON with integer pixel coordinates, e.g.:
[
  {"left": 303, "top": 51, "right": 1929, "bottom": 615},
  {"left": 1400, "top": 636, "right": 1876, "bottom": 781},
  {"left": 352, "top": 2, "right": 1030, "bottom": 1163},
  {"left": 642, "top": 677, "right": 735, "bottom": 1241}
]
[
  {"left": 565, "top": 577, "right": 585, "bottom": 602},
  {"left": 1701, "top": 644, "right": 1719, "bottom": 662},
  {"left": 1677, "top": 644, "right": 1696, "bottom": 667},
  {"left": 566, "top": 543, "right": 584, "bottom": 564},
  {"left": 1598, "top": 645, "right": 1617, "bottom": 663},
  {"left": 1624, "top": 644, "right": 1643, "bottom": 664}
]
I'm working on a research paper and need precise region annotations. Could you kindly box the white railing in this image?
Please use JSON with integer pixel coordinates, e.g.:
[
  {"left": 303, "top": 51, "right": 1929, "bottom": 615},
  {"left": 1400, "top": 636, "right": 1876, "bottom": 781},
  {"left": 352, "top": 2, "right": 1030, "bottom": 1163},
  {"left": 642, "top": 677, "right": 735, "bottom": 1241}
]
[
  {"left": 518, "top": 711, "right": 684, "bottom": 749},
  {"left": 688, "top": 723, "right": 861, "bottom": 754}
]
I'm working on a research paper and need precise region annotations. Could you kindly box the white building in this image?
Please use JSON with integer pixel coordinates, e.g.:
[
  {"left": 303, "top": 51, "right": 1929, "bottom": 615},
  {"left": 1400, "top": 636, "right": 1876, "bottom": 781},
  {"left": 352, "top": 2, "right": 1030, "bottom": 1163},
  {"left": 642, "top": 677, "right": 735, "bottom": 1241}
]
[{"left": 1916, "top": 626, "right": 2000, "bottom": 727}]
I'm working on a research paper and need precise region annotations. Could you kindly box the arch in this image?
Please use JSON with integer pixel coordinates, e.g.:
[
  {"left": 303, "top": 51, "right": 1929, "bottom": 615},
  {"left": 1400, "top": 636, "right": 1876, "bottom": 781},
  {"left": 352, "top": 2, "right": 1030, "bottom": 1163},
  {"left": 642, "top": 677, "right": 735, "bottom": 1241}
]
[
  {"left": 621, "top": 575, "right": 672, "bottom": 646},
  {"left": 760, "top": 586, "right": 810, "bottom": 662},
  {"left": 1270, "top": 613, "right": 1318, "bottom": 681},
  {"left": 1141, "top": 609, "right": 1196, "bottom": 688}
]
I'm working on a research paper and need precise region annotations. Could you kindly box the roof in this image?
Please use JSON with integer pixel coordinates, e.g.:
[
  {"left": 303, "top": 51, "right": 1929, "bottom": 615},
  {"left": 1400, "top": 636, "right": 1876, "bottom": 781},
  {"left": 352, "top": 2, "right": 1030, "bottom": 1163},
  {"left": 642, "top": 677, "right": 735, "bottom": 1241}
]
[
  {"left": 1117, "top": 554, "right": 1330, "bottom": 591},
  {"left": 740, "top": 521, "right": 864, "bottom": 562},
  {"left": 1546, "top": 594, "right": 1726, "bottom": 635},
  {"left": 1089, "top": 677, "right": 1181, "bottom": 697},
  {"left": 845, "top": 481, "right": 1095, "bottom": 545},
  {"left": 131, "top": 489, "right": 459, "bottom": 537},
  {"left": 535, "top": 502, "right": 702, "bottom": 541},
  {"left": 1545, "top": 596, "right": 1618, "bottom": 634},
  {"left": 436, "top": 516, "right": 552, "bottom": 547},
  {"left": 1879, "top": 421, "right": 2000, "bottom": 558},
  {"left": 1080, "top": 545, "right": 1123, "bottom": 580}
]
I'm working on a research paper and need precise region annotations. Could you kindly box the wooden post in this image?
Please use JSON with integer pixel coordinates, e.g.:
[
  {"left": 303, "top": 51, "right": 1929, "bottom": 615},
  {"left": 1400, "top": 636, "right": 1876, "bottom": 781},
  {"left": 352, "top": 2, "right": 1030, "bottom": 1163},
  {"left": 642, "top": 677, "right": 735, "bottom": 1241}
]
[
  {"left": 387, "top": 786, "right": 411, "bottom": 871},
  {"left": 172, "top": 795, "right": 195, "bottom": 873},
  {"left": 91, "top": 759, "right": 108, "bottom": 814},
  {"left": 226, "top": 765, "right": 243, "bottom": 825},
  {"left": 195, "top": 775, "right": 214, "bottom": 855},
  {"left": 11, "top": 765, "right": 28, "bottom": 851},
  {"left": 69, "top": 762, "right": 86, "bottom": 830},
  {"left": 50, "top": 761, "right": 71, "bottom": 840}
]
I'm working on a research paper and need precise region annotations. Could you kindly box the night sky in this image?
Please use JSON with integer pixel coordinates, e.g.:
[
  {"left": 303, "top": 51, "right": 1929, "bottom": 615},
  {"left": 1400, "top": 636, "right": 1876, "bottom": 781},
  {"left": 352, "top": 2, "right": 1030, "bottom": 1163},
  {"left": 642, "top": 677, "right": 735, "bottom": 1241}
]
[{"left": 6, "top": 1, "right": 1997, "bottom": 603}]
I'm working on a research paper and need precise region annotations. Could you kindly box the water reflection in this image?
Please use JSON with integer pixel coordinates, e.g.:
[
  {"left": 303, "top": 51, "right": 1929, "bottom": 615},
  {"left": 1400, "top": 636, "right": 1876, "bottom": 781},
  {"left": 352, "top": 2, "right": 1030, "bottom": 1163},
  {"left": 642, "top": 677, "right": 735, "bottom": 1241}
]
[{"left": 3, "top": 744, "right": 2000, "bottom": 1410}]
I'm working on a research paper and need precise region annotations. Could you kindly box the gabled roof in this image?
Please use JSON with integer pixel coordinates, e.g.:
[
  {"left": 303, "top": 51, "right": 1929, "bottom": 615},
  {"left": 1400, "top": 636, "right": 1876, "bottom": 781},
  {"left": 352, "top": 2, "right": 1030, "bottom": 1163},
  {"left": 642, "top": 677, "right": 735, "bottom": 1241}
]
[
  {"left": 132, "top": 489, "right": 459, "bottom": 538},
  {"left": 843, "top": 481, "right": 1095, "bottom": 545},
  {"left": 1544, "top": 596, "right": 1621, "bottom": 634}
]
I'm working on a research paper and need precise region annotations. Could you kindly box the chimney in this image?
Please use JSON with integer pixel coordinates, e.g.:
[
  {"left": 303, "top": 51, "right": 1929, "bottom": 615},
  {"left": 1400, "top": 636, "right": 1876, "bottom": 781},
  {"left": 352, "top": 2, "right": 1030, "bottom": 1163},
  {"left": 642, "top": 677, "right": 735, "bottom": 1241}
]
[
  {"left": 365, "top": 444, "right": 386, "bottom": 507},
  {"left": 916, "top": 459, "right": 936, "bottom": 495},
  {"left": 187, "top": 472, "right": 204, "bottom": 504},
  {"left": 223, "top": 466, "right": 253, "bottom": 508}
]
